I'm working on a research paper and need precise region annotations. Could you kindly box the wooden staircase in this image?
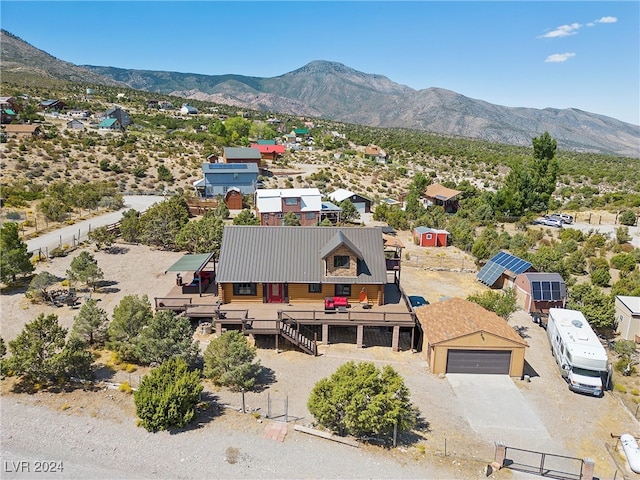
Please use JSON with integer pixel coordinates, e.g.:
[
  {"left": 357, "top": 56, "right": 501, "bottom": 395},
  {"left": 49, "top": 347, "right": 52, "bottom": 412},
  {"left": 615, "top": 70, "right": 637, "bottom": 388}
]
[{"left": 279, "top": 321, "right": 317, "bottom": 356}]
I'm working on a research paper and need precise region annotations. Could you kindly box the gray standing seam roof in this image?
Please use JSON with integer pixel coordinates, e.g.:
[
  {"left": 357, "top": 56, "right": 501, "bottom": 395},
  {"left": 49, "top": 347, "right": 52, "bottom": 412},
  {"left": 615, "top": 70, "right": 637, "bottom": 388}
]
[
  {"left": 223, "top": 147, "right": 262, "bottom": 160},
  {"left": 217, "top": 226, "right": 387, "bottom": 284}
]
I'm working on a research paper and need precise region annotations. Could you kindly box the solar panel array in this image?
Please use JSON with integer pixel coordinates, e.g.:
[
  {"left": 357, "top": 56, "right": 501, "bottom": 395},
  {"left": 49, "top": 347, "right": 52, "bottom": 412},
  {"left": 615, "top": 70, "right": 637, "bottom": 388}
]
[
  {"left": 531, "top": 281, "right": 564, "bottom": 301},
  {"left": 205, "top": 163, "right": 248, "bottom": 170},
  {"left": 476, "top": 251, "right": 532, "bottom": 286}
]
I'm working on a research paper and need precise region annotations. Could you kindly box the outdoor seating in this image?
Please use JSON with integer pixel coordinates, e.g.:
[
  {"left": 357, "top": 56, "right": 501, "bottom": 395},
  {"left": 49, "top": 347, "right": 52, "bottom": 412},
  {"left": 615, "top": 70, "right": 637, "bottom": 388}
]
[{"left": 324, "top": 296, "right": 349, "bottom": 313}]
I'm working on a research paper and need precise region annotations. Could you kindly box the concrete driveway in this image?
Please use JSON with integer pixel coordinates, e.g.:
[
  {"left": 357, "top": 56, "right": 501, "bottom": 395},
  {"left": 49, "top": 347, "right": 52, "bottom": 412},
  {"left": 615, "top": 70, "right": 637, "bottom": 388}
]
[{"left": 446, "top": 374, "right": 559, "bottom": 452}]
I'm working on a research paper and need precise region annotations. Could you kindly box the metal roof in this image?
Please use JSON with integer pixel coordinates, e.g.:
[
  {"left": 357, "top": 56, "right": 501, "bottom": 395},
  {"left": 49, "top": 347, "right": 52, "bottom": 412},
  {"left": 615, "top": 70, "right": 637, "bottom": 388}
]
[
  {"left": 256, "top": 188, "right": 322, "bottom": 213},
  {"left": 217, "top": 226, "right": 387, "bottom": 284},
  {"left": 477, "top": 251, "right": 532, "bottom": 286},
  {"left": 165, "top": 253, "right": 215, "bottom": 273},
  {"left": 223, "top": 147, "right": 262, "bottom": 160}
]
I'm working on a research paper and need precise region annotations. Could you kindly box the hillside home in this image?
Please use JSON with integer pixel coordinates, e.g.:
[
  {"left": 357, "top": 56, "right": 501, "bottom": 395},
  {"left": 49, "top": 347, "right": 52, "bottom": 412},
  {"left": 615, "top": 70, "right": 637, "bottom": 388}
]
[
  {"left": 256, "top": 188, "right": 322, "bottom": 226},
  {"left": 3, "top": 124, "right": 42, "bottom": 137},
  {"left": 100, "top": 107, "right": 131, "bottom": 127},
  {"left": 514, "top": 272, "right": 567, "bottom": 315},
  {"left": 68, "top": 109, "right": 91, "bottom": 118},
  {"left": 413, "top": 227, "right": 449, "bottom": 247},
  {"left": 39, "top": 99, "right": 66, "bottom": 111},
  {"left": 216, "top": 226, "right": 388, "bottom": 305},
  {"left": 196, "top": 162, "right": 259, "bottom": 198},
  {"left": 66, "top": 119, "right": 85, "bottom": 130},
  {"left": 223, "top": 147, "right": 262, "bottom": 169},
  {"left": 423, "top": 184, "right": 462, "bottom": 213},
  {"left": 364, "top": 145, "right": 388, "bottom": 163},
  {"left": 181, "top": 103, "right": 199, "bottom": 115},
  {"left": 98, "top": 118, "right": 122, "bottom": 131},
  {"left": 616, "top": 295, "right": 640, "bottom": 342},
  {"left": 0, "top": 97, "right": 18, "bottom": 109},
  {"left": 1, "top": 108, "right": 16, "bottom": 124},
  {"left": 328, "top": 188, "right": 372, "bottom": 214},
  {"left": 250, "top": 143, "right": 286, "bottom": 161}
]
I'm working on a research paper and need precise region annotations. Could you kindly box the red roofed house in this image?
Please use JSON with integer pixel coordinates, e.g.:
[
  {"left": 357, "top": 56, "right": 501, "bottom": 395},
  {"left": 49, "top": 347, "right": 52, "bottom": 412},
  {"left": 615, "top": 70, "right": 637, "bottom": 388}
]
[
  {"left": 423, "top": 184, "right": 462, "bottom": 213},
  {"left": 250, "top": 143, "right": 286, "bottom": 161}
]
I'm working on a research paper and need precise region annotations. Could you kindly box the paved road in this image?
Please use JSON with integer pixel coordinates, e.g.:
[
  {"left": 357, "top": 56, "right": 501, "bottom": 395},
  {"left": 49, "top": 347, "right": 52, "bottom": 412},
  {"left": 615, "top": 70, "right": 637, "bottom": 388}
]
[{"left": 26, "top": 196, "right": 164, "bottom": 256}]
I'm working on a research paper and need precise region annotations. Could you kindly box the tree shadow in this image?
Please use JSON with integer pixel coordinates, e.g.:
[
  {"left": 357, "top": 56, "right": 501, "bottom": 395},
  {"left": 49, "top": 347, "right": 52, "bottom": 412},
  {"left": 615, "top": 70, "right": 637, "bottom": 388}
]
[
  {"left": 167, "top": 391, "right": 223, "bottom": 434},
  {"left": 11, "top": 377, "right": 100, "bottom": 394},
  {"left": 513, "top": 325, "right": 530, "bottom": 339},
  {"left": 253, "top": 366, "right": 276, "bottom": 393},
  {"left": 106, "top": 246, "right": 129, "bottom": 255}
]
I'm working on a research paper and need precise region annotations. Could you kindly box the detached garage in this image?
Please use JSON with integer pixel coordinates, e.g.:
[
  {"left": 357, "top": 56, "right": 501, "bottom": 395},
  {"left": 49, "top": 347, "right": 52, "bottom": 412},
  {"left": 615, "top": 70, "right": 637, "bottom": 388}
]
[{"left": 415, "top": 298, "right": 528, "bottom": 376}]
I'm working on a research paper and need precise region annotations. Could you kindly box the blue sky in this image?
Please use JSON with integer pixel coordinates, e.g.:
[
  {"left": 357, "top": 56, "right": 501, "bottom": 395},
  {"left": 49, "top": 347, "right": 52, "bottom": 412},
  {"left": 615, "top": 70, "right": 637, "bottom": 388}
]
[{"left": 2, "top": 1, "right": 638, "bottom": 125}]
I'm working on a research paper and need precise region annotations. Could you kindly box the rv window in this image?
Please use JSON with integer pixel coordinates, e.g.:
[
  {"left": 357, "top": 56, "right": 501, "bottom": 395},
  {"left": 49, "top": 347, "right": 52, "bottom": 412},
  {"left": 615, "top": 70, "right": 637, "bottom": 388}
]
[{"left": 571, "top": 367, "right": 601, "bottom": 378}]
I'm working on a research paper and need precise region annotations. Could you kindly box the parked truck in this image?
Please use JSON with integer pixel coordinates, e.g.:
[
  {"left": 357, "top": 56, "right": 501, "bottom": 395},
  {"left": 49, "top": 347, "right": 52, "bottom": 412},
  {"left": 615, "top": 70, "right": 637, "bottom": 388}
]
[{"left": 547, "top": 308, "right": 610, "bottom": 397}]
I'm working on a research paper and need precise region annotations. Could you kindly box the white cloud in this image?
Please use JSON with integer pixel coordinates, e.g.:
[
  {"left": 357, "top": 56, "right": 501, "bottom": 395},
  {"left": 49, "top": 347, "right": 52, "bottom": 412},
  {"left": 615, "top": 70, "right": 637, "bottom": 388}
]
[
  {"left": 540, "top": 17, "right": 616, "bottom": 38},
  {"left": 540, "top": 23, "right": 582, "bottom": 38},
  {"left": 595, "top": 16, "right": 617, "bottom": 24},
  {"left": 545, "top": 53, "right": 576, "bottom": 63}
]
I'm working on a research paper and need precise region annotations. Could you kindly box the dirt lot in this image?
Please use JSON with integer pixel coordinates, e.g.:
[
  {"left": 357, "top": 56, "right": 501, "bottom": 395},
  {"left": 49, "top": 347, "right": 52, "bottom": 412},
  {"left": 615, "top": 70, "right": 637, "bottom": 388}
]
[{"left": 1, "top": 239, "right": 639, "bottom": 479}]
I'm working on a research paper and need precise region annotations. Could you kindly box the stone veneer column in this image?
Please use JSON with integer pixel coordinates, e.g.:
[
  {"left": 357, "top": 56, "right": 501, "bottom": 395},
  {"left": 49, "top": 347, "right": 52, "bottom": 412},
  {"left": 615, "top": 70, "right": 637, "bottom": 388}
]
[{"left": 356, "top": 324, "right": 364, "bottom": 349}]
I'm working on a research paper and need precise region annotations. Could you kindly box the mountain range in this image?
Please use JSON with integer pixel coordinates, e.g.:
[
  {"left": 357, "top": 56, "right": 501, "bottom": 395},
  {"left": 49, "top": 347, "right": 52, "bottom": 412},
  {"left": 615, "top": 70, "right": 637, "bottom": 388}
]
[{"left": 2, "top": 29, "right": 639, "bottom": 157}]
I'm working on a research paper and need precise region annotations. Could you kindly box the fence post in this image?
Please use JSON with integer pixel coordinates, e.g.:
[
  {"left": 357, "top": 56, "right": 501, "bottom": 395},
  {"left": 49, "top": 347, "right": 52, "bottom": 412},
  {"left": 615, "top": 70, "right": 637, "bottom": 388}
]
[
  {"left": 494, "top": 441, "right": 506, "bottom": 466},
  {"left": 580, "top": 458, "right": 595, "bottom": 480}
]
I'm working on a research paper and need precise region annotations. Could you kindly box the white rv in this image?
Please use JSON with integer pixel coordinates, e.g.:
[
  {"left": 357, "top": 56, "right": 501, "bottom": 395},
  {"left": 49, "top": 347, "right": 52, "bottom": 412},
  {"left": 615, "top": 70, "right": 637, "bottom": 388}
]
[{"left": 547, "top": 308, "right": 610, "bottom": 397}]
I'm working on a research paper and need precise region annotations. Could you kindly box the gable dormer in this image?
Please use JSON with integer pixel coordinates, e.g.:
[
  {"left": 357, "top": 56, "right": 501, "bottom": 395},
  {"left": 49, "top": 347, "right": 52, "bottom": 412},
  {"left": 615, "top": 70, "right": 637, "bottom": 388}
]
[{"left": 320, "top": 231, "right": 365, "bottom": 278}]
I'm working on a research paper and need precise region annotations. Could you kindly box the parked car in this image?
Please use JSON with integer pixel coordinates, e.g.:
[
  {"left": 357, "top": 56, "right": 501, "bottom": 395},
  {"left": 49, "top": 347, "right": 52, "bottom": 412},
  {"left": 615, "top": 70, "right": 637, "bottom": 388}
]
[
  {"left": 408, "top": 295, "right": 430, "bottom": 308},
  {"left": 541, "top": 216, "right": 563, "bottom": 228},
  {"left": 551, "top": 213, "right": 574, "bottom": 224}
]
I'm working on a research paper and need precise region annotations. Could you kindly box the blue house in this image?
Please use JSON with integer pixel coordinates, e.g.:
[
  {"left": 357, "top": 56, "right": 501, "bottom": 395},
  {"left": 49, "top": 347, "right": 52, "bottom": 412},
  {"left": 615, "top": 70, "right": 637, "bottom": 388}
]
[{"left": 196, "top": 162, "right": 259, "bottom": 198}]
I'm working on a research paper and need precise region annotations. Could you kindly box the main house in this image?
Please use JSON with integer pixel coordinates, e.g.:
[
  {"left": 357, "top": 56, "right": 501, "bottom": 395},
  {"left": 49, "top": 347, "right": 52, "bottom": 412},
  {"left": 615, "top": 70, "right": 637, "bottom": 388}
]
[
  {"left": 195, "top": 162, "right": 259, "bottom": 198},
  {"left": 256, "top": 188, "right": 322, "bottom": 226},
  {"left": 216, "top": 226, "right": 388, "bottom": 305}
]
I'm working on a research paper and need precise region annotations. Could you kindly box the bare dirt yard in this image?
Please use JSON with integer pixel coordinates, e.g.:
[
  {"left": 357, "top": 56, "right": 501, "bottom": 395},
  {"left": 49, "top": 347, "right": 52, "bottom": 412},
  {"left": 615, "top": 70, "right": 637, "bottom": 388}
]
[{"left": 1, "top": 238, "right": 639, "bottom": 479}]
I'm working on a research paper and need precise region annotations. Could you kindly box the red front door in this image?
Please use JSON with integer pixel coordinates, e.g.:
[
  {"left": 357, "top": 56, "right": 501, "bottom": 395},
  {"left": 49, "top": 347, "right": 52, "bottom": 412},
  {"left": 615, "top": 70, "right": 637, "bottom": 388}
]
[{"left": 267, "top": 283, "right": 284, "bottom": 303}]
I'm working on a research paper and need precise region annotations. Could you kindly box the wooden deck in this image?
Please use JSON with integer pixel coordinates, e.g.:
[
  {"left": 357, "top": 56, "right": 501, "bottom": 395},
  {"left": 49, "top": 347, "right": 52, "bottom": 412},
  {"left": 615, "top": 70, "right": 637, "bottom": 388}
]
[{"left": 155, "top": 281, "right": 419, "bottom": 353}]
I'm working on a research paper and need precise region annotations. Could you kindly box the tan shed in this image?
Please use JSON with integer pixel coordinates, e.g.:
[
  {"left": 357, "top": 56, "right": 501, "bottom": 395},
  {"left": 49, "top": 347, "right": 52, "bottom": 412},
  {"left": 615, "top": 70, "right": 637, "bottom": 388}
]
[{"left": 415, "top": 298, "right": 528, "bottom": 377}]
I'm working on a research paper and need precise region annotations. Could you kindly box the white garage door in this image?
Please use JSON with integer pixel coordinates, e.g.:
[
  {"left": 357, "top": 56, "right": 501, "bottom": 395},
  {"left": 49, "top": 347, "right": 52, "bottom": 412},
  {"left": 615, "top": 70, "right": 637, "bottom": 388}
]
[{"left": 353, "top": 202, "right": 366, "bottom": 214}]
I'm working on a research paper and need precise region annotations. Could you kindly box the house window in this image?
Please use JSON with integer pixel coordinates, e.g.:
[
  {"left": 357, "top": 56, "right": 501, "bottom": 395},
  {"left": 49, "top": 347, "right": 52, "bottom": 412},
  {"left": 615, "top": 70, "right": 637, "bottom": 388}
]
[
  {"left": 426, "top": 234, "right": 432, "bottom": 239},
  {"left": 308, "top": 283, "right": 322, "bottom": 293},
  {"left": 305, "top": 212, "right": 316, "bottom": 220},
  {"left": 333, "top": 255, "right": 350, "bottom": 268},
  {"left": 335, "top": 284, "right": 351, "bottom": 297},
  {"left": 233, "top": 283, "right": 257, "bottom": 295},
  {"left": 296, "top": 213, "right": 302, "bottom": 219},
  {"left": 284, "top": 197, "right": 298, "bottom": 205},
  {"left": 276, "top": 213, "right": 284, "bottom": 218},
  {"left": 262, "top": 214, "right": 269, "bottom": 221}
]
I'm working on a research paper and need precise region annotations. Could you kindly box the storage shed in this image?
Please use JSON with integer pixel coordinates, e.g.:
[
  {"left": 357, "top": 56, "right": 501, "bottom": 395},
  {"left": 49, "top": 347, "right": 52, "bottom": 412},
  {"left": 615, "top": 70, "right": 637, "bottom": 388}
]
[
  {"left": 514, "top": 272, "right": 567, "bottom": 314},
  {"left": 415, "top": 298, "right": 528, "bottom": 376},
  {"left": 413, "top": 226, "right": 449, "bottom": 247}
]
